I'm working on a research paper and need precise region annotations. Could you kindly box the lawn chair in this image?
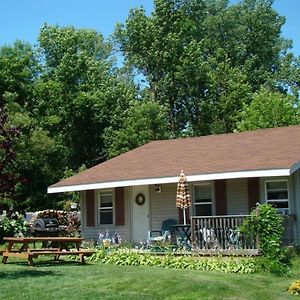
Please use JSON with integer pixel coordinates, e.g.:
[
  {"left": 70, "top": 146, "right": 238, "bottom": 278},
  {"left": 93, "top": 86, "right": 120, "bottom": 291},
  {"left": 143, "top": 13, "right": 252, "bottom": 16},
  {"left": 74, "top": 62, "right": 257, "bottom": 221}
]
[{"left": 147, "top": 219, "right": 177, "bottom": 244}]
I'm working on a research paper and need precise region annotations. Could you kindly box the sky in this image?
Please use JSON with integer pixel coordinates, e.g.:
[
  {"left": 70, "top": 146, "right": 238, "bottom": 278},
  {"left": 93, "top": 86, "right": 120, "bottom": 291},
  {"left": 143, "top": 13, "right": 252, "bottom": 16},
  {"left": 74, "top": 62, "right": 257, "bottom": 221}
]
[{"left": 0, "top": 0, "right": 299, "bottom": 56}]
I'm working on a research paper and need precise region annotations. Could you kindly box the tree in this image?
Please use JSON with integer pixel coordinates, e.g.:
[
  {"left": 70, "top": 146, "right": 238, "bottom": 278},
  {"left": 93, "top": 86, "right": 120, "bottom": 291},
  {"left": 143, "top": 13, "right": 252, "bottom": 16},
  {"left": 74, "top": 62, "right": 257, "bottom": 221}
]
[
  {"left": 0, "top": 41, "right": 68, "bottom": 211},
  {"left": 236, "top": 88, "right": 300, "bottom": 131},
  {"left": 0, "top": 103, "right": 21, "bottom": 210},
  {"left": 103, "top": 99, "right": 170, "bottom": 158},
  {"left": 0, "top": 26, "right": 139, "bottom": 210},
  {"left": 35, "top": 24, "right": 137, "bottom": 168},
  {"left": 0, "top": 41, "right": 37, "bottom": 106},
  {"left": 0, "top": 41, "right": 37, "bottom": 210},
  {"left": 114, "top": 0, "right": 299, "bottom": 136}
]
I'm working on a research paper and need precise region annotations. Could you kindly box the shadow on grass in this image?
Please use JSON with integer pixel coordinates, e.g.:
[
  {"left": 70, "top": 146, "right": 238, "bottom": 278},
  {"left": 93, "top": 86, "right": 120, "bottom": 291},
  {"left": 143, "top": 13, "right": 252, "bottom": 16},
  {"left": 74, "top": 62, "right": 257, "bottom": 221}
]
[
  {"left": 0, "top": 269, "right": 57, "bottom": 279},
  {"left": 1, "top": 258, "right": 94, "bottom": 268},
  {"left": 32, "top": 259, "right": 94, "bottom": 268}
]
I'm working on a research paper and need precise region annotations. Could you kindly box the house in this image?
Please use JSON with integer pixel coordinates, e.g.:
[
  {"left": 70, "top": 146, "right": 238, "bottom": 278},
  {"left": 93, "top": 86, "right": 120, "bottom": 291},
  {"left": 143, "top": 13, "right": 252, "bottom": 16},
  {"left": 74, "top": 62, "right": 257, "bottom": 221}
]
[{"left": 48, "top": 126, "right": 300, "bottom": 246}]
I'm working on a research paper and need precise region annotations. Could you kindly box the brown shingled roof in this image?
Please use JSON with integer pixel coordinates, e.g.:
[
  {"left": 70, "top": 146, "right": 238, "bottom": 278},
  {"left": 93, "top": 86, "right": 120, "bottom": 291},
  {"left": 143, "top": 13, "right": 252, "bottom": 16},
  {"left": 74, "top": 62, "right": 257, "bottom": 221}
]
[{"left": 49, "top": 125, "right": 300, "bottom": 190}]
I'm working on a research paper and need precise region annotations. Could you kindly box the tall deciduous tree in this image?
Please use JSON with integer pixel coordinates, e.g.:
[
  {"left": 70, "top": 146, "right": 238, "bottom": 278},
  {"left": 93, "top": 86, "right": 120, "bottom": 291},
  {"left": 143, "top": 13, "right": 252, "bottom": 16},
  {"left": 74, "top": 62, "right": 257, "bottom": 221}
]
[
  {"left": 35, "top": 24, "right": 136, "bottom": 168},
  {"left": 114, "top": 0, "right": 299, "bottom": 136}
]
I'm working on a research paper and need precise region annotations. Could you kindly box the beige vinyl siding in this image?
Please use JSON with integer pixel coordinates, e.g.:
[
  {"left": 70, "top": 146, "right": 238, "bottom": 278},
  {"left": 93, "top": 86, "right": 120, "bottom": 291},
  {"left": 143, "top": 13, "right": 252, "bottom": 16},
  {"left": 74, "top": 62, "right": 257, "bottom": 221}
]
[
  {"left": 150, "top": 183, "right": 178, "bottom": 231},
  {"left": 226, "top": 179, "right": 248, "bottom": 215},
  {"left": 80, "top": 187, "right": 131, "bottom": 241}
]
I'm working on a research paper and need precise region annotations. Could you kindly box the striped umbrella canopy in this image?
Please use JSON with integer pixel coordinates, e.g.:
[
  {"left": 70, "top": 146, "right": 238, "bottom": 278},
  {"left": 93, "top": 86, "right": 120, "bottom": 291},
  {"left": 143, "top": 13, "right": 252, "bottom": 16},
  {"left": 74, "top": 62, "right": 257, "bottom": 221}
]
[{"left": 176, "top": 170, "right": 191, "bottom": 224}]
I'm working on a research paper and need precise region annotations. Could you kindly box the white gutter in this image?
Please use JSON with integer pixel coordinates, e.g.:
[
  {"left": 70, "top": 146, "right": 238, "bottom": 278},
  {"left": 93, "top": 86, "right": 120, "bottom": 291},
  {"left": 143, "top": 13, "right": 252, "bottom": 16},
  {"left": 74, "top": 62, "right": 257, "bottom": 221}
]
[{"left": 47, "top": 168, "right": 291, "bottom": 194}]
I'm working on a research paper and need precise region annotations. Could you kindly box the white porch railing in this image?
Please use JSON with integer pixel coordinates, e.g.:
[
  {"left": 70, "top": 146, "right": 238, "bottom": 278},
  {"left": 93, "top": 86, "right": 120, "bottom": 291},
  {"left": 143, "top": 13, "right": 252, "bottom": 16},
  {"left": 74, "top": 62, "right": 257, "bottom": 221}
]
[
  {"left": 190, "top": 215, "right": 257, "bottom": 254},
  {"left": 190, "top": 215, "right": 296, "bottom": 255}
]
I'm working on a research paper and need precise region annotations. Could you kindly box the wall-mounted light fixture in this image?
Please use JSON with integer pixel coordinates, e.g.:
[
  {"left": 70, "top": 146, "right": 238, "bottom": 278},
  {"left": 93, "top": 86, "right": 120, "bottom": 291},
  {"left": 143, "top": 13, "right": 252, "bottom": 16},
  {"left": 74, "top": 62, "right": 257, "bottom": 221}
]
[{"left": 155, "top": 184, "right": 161, "bottom": 193}]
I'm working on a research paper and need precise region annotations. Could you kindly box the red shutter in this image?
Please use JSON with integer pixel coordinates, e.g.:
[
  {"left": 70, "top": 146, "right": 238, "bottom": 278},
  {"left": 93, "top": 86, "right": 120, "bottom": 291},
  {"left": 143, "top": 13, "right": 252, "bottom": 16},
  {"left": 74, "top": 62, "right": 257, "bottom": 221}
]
[
  {"left": 215, "top": 180, "right": 227, "bottom": 215},
  {"left": 115, "top": 187, "right": 125, "bottom": 226},
  {"left": 86, "top": 190, "right": 95, "bottom": 227},
  {"left": 247, "top": 178, "right": 260, "bottom": 213}
]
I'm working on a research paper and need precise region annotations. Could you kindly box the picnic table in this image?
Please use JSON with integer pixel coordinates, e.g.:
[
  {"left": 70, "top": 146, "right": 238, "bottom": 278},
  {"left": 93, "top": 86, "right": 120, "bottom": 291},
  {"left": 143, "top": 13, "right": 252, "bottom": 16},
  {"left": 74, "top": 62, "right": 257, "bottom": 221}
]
[{"left": 1, "top": 237, "right": 94, "bottom": 266}]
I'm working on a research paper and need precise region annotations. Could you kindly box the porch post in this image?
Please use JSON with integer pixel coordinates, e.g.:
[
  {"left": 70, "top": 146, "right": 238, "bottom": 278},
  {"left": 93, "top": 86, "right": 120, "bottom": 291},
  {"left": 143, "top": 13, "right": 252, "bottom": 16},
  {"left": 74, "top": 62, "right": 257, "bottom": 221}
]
[
  {"left": 86, "top": 190, "right": 95, "bottom": 227},
  {"left": 215, "top": 180, "right": 227, "bottom": 215},
  {"left": 247, "top": 178, "right": 260, "bottom": 213}
]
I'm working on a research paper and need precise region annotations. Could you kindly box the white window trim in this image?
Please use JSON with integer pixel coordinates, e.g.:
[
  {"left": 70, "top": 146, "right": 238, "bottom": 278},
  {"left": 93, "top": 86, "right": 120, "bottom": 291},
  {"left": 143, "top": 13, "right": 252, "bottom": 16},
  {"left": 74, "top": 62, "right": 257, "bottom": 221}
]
[
  {"left": 265, "top": 179, "right": 289, "bottom": 214},
  {"left": 97, "top": 189, "right": 115, "bottom": 225},
  {"left": 193, "top": 183, "right": 213, "bottom": 216}
]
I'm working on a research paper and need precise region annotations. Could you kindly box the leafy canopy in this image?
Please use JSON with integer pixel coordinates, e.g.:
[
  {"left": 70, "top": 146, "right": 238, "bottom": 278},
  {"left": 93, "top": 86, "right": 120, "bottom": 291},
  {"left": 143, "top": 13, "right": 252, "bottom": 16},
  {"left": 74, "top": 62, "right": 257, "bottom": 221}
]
[{"left": 115, "top": 0, "right": 299, "bottom": 136}]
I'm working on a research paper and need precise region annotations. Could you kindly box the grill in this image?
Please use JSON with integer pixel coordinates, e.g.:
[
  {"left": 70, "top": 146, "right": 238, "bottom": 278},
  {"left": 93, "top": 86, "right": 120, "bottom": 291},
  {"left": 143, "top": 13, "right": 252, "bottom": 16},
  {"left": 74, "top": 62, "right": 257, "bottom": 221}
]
[{"left": 32, "top": 218, "right": 60, "bottom": 237}]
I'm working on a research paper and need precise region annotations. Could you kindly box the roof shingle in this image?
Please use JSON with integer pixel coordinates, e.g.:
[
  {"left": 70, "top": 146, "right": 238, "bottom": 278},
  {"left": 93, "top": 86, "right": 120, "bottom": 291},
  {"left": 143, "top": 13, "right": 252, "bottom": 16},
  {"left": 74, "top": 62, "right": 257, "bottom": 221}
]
[{"left": 49, "top": 125, "right": 300, "bottom": 190}]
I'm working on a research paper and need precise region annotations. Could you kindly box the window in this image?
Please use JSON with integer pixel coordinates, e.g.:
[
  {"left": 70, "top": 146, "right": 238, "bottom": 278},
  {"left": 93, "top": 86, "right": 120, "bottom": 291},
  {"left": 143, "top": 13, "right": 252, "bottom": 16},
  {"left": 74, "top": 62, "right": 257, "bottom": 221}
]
[
  {"left": 194, "top": 184, "right": 212, "bottom": 216},
  {"left": 265, "top": 180, "right": 289, "bottom": 215},
  {"left": 98, "top": 191, "right": 114, "bottom": 224}
]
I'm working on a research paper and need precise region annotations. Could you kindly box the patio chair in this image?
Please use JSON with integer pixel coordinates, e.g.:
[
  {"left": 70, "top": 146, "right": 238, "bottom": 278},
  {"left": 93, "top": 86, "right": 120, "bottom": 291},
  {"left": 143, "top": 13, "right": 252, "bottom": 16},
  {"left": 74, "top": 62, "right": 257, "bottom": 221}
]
[{"left": 147, "top": 219, "right": 177, "bottom": 244}]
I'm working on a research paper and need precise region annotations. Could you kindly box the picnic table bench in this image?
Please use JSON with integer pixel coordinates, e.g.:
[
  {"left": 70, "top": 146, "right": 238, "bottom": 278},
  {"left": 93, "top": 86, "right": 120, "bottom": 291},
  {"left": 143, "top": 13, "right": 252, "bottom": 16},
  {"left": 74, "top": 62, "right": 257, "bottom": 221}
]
[{"left": 1, "top": 237, "right": 95, "bottom": 266}]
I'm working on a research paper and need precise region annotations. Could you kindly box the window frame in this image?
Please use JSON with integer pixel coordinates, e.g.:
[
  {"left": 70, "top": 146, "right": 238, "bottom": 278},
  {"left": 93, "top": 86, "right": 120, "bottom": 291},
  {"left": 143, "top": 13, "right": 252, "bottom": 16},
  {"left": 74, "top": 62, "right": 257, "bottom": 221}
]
[
  {"left": 265, "top": 179, "right": 289, "bottom": 214},
  {"left": 97, "top": 190, "right": 114, "bottom": 225},
  {"left": 193, "top": 183, "right": 213, "bottom": 216}
]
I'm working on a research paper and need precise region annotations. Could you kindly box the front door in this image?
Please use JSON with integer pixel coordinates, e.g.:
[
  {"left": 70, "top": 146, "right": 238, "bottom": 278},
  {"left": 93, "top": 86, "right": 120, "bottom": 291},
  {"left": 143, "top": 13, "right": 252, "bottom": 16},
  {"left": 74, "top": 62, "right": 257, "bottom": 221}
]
[{"left": 132, "top": 185, "right": 149, "bottom": 242}]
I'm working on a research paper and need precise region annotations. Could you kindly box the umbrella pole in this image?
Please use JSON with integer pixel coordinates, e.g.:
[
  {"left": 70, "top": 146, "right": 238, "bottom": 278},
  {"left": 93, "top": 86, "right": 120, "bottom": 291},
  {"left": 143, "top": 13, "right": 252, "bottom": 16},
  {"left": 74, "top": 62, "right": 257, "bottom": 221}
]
[{"left": 183, "top": 208, "right": 186, "bottom": 225}]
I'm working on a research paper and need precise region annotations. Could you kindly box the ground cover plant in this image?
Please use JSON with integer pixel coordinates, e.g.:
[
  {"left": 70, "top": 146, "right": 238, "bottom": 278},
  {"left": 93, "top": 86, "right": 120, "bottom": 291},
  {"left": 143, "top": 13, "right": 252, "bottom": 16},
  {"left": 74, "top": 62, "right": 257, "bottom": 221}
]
[
  {"left": 91, "top": 248, "right": 262, "bottom": 274},
  {"left": 0, "top": 257, "right": 300, "bottom": 300}
]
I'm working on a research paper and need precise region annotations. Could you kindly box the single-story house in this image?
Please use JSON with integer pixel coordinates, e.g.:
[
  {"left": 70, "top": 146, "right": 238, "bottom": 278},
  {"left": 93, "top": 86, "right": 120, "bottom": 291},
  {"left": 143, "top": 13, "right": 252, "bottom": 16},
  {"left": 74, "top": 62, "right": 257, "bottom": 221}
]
[{"left": 48, "top": 125, "right": 300, "bottom": 246}]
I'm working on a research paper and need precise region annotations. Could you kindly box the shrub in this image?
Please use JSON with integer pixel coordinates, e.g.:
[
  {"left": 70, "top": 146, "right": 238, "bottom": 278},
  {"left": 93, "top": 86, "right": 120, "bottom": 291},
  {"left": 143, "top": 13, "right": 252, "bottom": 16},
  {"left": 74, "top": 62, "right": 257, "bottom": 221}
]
[
  {"left": 288, "top": 280, "right": 300, "bottom": 295},
  {"left": 0, "top": 211, "right": 28, "bottom": 243},
  {"left": 241, "top": 204, "right": 283, "bottom": 258},
  {"left": 240, "top": 203, "right": 290, "bottom": 275}
]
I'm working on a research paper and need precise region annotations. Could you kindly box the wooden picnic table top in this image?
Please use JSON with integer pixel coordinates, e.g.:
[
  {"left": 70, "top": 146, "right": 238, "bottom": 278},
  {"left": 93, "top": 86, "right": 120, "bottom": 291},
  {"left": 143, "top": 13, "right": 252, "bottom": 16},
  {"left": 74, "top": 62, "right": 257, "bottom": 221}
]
[{"left": 3, "top": 237, "right": 84, "bottom": 243}]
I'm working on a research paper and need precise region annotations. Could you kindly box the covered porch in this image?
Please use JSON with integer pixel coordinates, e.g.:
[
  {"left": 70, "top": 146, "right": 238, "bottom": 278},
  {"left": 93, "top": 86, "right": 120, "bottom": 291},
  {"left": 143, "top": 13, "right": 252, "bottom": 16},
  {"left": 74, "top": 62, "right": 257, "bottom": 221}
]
[{"left": 147, "top": 172, "right": 299, "bottom": 254}]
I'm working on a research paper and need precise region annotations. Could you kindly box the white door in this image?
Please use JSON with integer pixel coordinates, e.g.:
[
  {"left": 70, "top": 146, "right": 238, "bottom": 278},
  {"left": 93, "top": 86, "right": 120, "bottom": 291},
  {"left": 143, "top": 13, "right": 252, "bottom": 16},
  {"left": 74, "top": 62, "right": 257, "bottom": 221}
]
[{"left": 132, "top": 185, "right": 150, "bottom": 242}]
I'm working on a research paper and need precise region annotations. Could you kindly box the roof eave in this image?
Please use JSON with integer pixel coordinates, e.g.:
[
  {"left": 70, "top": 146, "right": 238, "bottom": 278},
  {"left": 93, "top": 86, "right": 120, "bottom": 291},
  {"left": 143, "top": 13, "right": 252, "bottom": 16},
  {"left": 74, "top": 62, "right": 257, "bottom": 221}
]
[{"left": 47, "top": 168, "right": 291, "bottom": 194}]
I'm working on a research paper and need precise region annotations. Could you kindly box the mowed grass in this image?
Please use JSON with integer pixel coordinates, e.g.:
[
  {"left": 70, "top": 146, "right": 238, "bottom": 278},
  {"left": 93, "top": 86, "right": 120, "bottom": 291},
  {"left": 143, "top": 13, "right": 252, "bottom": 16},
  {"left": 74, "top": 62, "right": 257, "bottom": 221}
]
[{"left": 0, "top": 257, "right": 300, "bottom": 300}]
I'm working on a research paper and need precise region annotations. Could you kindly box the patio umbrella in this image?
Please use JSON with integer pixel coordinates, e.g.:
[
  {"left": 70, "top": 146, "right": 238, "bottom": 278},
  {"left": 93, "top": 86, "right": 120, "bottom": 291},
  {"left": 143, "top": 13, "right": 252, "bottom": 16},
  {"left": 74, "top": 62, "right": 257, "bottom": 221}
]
[{"left": 176, "top": 170, "right": 191, "bottom": 225}]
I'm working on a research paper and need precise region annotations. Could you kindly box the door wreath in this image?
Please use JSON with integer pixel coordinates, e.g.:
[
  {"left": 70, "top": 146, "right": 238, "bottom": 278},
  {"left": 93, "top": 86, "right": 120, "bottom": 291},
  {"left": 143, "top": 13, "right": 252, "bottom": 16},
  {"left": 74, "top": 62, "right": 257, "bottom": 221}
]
[{"left": 135, "top": 193, "right": 145, "bottom": 205}]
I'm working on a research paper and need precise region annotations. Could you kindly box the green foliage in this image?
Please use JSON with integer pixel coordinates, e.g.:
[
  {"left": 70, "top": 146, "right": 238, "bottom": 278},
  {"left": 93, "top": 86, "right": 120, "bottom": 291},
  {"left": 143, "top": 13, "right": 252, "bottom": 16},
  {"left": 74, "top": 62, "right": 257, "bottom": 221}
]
[
  {"left": 0, "top": 103, "right": 21, "bottom": 209},
  {"left": 236, "top": 88, "right": 300, "bottom": 131},
  {"left": 288, "top": 280, "right": 300, "bottom": 296},
  {"left": 241, "top": 204, "right": 284, "bottom": 258},
  {"left": 115, "top": 0, "right": 299, "bottom": 136},
  {"left": 35, "top": 24, "right": 137, "bottom": 168},
  {"left": 1, "top": 3, "right": 300, "bottom": 212},
  {"left": 240, "top": 203, "right": 290, "bottom": 275},
  {"left": 104, "top": 100, "right": 170, "bottom": 158},
  {"left": 91, "top": 248, "right": 262, "bottom": 274},
  {"left": 0, "top": 211, "right": 28, "bottom": 243},
  {"left": 0, "top": 25, "right": 138, "bottom": 210}
]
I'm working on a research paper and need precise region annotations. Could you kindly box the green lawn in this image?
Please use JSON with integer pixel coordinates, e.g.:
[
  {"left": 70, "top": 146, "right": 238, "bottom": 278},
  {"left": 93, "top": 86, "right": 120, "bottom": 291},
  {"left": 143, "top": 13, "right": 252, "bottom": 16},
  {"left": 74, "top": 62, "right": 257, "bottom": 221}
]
[{"left": 0, "top": 257, "right": 299, "bottom": 300}]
